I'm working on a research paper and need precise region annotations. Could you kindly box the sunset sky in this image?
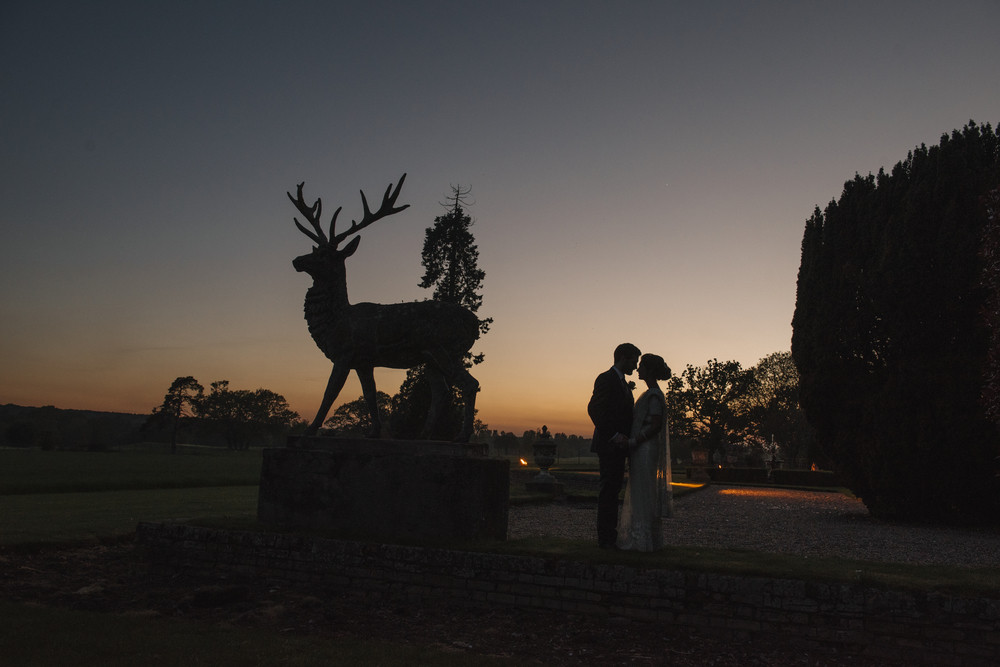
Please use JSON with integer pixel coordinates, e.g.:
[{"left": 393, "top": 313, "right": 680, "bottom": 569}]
[{"left": 2, "top": 1, "right": 999, "bottom": 436}]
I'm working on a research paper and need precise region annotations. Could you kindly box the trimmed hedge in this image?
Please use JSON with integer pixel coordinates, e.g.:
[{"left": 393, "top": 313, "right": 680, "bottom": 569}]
[{"left": 702, "top": 467, "right": 838, "bottom": 487}]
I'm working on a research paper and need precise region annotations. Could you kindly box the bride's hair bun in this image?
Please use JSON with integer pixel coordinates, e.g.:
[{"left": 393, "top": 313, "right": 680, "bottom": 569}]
[{"left": 641, "top": 354, "right": 671, "bottom": 381}]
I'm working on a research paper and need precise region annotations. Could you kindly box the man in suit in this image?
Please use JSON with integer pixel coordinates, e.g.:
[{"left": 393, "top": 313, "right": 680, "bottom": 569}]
[{"left": 588, "top": 342, "right": 641, "bottom": 549}]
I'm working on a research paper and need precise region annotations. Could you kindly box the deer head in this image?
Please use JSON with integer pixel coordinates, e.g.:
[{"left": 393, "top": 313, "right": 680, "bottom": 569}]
[{"left": 288, "top": 174, "right": 409, "bottom": 281}]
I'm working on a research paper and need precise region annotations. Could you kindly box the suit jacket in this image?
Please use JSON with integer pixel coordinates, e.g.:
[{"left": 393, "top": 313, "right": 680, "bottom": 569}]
[{"left": 588, "top": 367, "right": 634, "bottom": 454}]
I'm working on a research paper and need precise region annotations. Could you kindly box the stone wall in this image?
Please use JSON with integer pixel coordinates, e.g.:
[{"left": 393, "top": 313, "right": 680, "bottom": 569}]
[{"left": 137, "top": 522, "right": 1000, "bottom": 665}]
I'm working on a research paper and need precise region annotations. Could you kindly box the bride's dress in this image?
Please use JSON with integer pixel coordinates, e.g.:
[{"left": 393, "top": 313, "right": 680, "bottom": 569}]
[{"left": 617, "top": 386, "right": 672, "bottom": 551}]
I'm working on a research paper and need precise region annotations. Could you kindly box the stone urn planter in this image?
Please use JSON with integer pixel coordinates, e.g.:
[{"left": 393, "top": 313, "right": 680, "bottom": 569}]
[{"left": 525, "top": 426, "right": 563, "bottom": 495}]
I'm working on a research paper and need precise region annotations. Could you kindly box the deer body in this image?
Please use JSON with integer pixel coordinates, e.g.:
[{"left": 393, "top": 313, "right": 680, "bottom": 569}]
[{"left": 290, "top": 174, "right": 480, "bottom": 441}]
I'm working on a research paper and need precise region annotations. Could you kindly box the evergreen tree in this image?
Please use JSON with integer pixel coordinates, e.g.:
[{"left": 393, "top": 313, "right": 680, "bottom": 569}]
[
  {"left": 389, "top": 185, "right": 491, "bottom": 439},
  {"left": 792, "top": 121, "right": 1000, "bottom": 523},
  {"left": 421, "top": 189, "right": 483, "bottom": 300},
  {"left": 418, "top": 185, "right": 492, "bottom": 345},
  {"left": 980, "top": 185, "right": 1000, "bottom": 424}
]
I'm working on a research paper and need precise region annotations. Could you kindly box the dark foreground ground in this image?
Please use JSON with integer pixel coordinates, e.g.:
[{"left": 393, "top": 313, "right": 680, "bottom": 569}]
[
  {"left": 1, "top": 541, "right": 893, "bottom": 666},
  {"left": 4, "top": 470, "right": 949, "bottom": 666}
]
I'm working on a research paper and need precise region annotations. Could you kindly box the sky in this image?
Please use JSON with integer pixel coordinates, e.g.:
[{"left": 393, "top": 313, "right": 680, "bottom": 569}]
[{"left": 2, "top": 1, "right": 999, "bottom": 436}]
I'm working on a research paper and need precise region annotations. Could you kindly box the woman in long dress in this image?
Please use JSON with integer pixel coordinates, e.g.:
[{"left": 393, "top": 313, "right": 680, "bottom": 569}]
[{"left": 617, "top": 353, "right": 673, "bottom": 552}]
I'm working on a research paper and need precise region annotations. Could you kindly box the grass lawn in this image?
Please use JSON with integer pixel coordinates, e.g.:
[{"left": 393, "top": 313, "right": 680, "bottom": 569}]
[
  {"left": 0, "top": 447, "right": 263, "bottom": 547},
  {"left": 0, "top": 446, "right": 516, "bottom": 665},
  {"left": 0, "top": 486, "right": 258, "bottom": 548},
  {"left": 0, "top": 446, "right": 263, "bottom": 494}
]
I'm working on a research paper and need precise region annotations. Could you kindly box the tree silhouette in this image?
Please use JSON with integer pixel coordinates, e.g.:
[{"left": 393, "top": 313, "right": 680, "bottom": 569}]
[
  {"left": 792, "top": 121, "right": 1000, "bottom": 523},
  {"left": 667, "top": 359, "right": 752, "bottom": 455},
  {"left": 195, "top": 381, "right": 299, "bottom": 450},
  {"left": 741, "top": 352, "right": 816, "bottom": 464},
  {"left": 418, "top": 184, "right": 492, "bottom": 346},
  {"left": 980, "top": 184, "right": 1000, "bottom": 426},
  {"left": 324, "top": 391, "right": 393, "bottom": 436},
  {"left": 148, "top": 376, "right": 204, "bottom": 454},
  {"left": 390, "top": 185, "right": 491, "bottom": 439}
]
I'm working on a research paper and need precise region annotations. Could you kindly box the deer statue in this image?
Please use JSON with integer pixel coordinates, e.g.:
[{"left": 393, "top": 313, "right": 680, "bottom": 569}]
[{"left": 288, "top": 173, "right": 481, "bottom": 442}]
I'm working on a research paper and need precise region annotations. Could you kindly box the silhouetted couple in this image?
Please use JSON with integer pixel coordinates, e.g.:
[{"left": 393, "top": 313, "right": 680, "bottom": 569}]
[{"left": 588, "top": 343, "right": 672, "bottom": 552}]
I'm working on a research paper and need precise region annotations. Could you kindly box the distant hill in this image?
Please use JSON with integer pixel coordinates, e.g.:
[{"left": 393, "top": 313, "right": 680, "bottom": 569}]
[
  {"left": 0, "top": 403, "right": 148, "bottom": 420},
  {"left": 0, "top": 403, "right": 150, "bottom": 449}
]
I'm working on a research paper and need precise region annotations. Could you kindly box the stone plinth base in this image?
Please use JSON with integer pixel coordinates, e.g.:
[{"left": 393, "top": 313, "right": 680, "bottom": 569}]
[
  {"left": 286, "top": 435, "right": 489, "bottom": 457},
  {"left": 257, "top": 437, "right": 509, "bottom": 541},
  {"left": 525, "top": 480, "right": 564, "bottom": 495},
  {"left": 525, "top": 470, "right": 564, "bottom": 495}
]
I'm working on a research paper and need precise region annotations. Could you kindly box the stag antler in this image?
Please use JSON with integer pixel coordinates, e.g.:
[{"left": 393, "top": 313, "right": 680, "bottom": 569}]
[
  {"left": 289, "top": 174, "right": 408, "bottom": 248},
  {"left": 330, "top": 173, "right": 409, "bottom": 246},
  {"left": 288, "top": 184, "right": 342, "bottom": 247}
]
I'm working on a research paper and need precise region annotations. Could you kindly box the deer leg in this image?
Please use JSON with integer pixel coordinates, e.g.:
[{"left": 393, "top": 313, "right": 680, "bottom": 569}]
[
  {"left": 452, "top": 366, "right": 480, "bottom": 443},
  {"left": 356, "top": 366, "right": 382, "bottom": 439},
  {"left": 431, "top": 351, "right": 480, "bottom": 443},
  {"left": 419, "top": 366, "right": 450, "bottom": 440},
  {"left": 306, "top": 363, "right": 351, "bottom": 435}
]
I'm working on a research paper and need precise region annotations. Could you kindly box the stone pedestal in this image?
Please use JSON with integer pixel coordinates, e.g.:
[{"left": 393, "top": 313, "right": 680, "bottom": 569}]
[
  {"left": 257, "top": 437, "right": 509, "bottom": 541},
  {"left": 689, "top": 447, "right": 711, "bottom": 483},
  {"left": 525, "top": 473, "right": 564, "bottom": 495}
]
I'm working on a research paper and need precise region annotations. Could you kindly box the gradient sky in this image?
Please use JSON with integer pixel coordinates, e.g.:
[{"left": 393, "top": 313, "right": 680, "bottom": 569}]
[{"left": 2, "top": 1, "right": 999, "bottom": 436}]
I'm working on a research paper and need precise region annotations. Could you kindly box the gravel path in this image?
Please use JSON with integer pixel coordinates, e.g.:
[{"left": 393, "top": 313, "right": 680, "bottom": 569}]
[{"left": 509, "top": 484, "right": 1000, "bottom": 568}]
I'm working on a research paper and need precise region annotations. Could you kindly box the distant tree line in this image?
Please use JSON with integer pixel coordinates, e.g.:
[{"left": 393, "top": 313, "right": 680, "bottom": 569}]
[
  {"left": 146, "top": 377, "right": 300, "bottom": 452},
  {"left": 1, "top": 380, "right": 302, "bottom": 453},
  {"left": 494, "top": 429, "right": 591, "bottom": 461},
  {"left": 792, "top": 121, "right": 1000, "bottom": 524}
]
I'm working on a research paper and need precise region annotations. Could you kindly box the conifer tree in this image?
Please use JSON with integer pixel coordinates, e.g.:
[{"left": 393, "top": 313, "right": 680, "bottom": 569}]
[
  {"left": 420, "top": 188, "right": 486, "bottom": 307},
  {"left": 792, "top": 121, "right": 1000, "bottom": 523},
  {"left": 390, "top": 186, "right": 491, "bottom": 439}
]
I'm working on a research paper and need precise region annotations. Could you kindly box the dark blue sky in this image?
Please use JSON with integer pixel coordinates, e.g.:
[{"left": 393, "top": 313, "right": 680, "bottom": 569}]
[{"left": 3, "top": 1, "right": 998, "bottom": 433}]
